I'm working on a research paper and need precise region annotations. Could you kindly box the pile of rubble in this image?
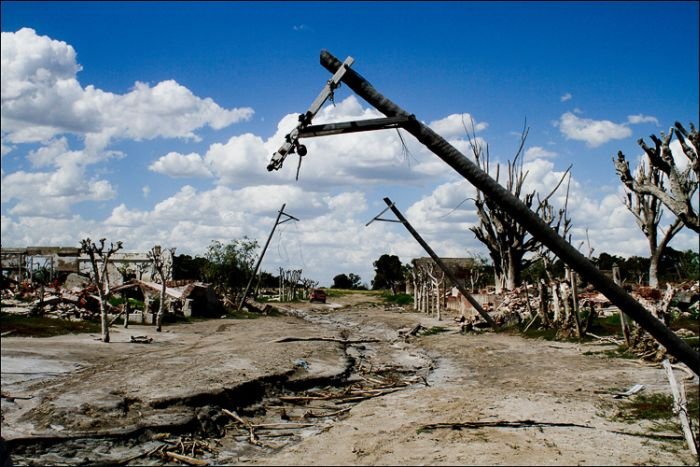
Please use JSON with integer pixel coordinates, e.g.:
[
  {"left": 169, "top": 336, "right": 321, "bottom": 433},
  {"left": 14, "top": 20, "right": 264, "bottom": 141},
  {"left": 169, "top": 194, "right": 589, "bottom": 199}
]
[
  {"left": 464, "top": 281, "right": 698, "bottom": 362},
  {"left": 1, "top": 277, "right": 105, "bottom": 320}
]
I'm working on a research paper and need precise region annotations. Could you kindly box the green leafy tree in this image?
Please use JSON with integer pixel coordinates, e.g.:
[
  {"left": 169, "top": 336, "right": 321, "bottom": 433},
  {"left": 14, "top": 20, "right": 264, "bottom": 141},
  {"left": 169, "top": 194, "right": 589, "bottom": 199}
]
[
  {"left": 332, "top": 273, "right": 364, "bottom": 289},
  {"left": 172, "top": 254, "right": 209, "bottom": 281},
  {"left": 202, "top": 238, "right": 259, "bottom": 303},
  {"left": 658, "top": 247, "right": 699, "bottom": 282},
  {"left": 371, "top": 254, "right": 406, "bottom": 294}
]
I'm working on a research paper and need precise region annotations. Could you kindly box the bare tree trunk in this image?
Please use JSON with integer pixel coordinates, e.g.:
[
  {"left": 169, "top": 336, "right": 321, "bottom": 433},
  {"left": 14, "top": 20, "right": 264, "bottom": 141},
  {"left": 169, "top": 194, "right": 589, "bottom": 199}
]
[
  {"left": 81, "top": 238, "right": 122, "bottom": 343},
  {"left": 97, "top": 287, "right": 109, "bottom": 342},
  {"left": 123, "top": 292, "right": 129, "bottom": 329},
  {"left": 571, "top": 272, "right": 582, "bottom": 337},
  {"left": 551, "top": 282, "right": 562, "bottom": 323},
  {"left": 538, "top": 280, "right": 550, "bottom": 328},
  {"left": 612, "top": 264, "right": 631, "bottom": 346},
  {"left": 156, "top": 274, "right": 165, "bottom": 332},
  {"left": 505, "top": 253, "right": 519, "bottom": 291},
  {"left": 648, "top": 257, "right": 660, "bottom": 289}
]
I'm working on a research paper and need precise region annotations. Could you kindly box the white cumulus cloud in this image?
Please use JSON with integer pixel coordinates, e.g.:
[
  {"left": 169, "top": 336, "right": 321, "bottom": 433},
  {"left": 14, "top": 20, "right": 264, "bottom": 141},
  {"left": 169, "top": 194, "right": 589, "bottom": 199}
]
[
  {"left": 524, "top": 146, "right": 558, "bottom": 161},
  {"left": 557, "top": 112, "right": 632, "bottom": 147},
  {"left": 149, "top": 152, "right": 213, "bottom": 178},
  {"left": 627, "top": 114, "right": 659, "bottom": 125}
]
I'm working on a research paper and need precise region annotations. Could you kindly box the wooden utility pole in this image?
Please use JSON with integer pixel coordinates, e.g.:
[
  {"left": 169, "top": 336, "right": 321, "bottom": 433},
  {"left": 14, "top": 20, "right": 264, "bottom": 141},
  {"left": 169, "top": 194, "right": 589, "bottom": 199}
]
[
  {"left": 367, "top": 198, "right": 497, "bottom": 329},
  {"left": 238, "top": 204, "right": 298, "bottom": 310},
  {"left": 313, "top": 50, "right": 698, "bottom": 373}
]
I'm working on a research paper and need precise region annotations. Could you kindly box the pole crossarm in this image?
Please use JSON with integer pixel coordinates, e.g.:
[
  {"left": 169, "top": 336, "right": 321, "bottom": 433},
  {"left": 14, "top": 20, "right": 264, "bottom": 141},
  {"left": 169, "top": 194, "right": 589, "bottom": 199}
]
[
  {"left": 319, "top": 49, "right": 699, "bottom": 373},
  {"left": 298, "top": 116, "right": 412, "bottom": 139},
  {"left": 238, "top": 203, "right": 298, "bottom": 310},
  {"left": 267, "top": 56, "right": 355, "bottom": 172},
  {"left": 367, "top": 198, "right": 498, "bottom": 329},
  {"left": 365, "top": 202, "right": 402, "bottom": 226}
]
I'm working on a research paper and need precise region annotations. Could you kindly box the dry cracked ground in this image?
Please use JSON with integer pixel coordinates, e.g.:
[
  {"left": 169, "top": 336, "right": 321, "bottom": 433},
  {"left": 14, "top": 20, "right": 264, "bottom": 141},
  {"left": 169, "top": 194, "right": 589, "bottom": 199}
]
[{"left": 1, "top": 292, "right": 698, "bottom": 466}]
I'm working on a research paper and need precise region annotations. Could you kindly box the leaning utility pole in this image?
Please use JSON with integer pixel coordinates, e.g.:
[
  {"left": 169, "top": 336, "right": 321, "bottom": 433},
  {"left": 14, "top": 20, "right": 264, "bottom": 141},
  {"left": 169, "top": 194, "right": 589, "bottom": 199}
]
[
  {"left": 238, "top": 204, "right": 299, "bottom": 311},
  {"left": 367, "top": 198, "right": 497, "bottom": 329},
  {"left": 265, "top": 51, "right": 699, "bottom": 373}
]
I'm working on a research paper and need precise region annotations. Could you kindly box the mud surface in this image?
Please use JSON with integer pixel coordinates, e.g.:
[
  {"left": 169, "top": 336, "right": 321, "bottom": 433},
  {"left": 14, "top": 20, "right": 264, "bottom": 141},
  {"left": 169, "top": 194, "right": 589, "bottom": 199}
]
[{"left": 2, "top": 293, "right": 697, "bottom": 465}]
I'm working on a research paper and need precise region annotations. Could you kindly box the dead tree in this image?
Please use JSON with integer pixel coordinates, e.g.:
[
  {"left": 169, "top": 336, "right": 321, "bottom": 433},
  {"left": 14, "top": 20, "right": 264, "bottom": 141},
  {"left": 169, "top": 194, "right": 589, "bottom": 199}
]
[
  {"left": 147, "top": 245, "right": 169, "bottom": 332},
  {"left": 80, "top": 237, "right": 123, "bottom": 343},
  {"left": 621, "top": 159, "right": 684, "bottom": 287},
  {"left": 614, "top": 122, "right": 699, "bottom": 234},
  {"left": 468, "top": 125, "right": 572, "bottom": 292}
]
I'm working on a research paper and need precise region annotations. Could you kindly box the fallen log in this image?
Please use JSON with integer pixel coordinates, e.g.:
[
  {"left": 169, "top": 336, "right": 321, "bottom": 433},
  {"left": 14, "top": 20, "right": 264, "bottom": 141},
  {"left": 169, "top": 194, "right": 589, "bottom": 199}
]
[
  {"left": 418, "top": 419, "right": 593, "bottom": 432},
  {"left": 303, "top": 407, "right": 352, "bottom": 418},
  {"left": 164, "top": 451, "right": 208, "bottom": 466},
  {"left": 250, "top": 422, "right": 316, "bottom": 429},
  {"left": 274, "top": 336, "right": 380, "bottom": 344}
]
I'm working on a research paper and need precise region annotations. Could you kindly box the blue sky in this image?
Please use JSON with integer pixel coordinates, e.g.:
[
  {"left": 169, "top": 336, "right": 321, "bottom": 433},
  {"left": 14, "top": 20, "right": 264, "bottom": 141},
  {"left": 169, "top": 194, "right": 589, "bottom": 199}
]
[{"left": 2, "top": 1, "right": 698, "bottom": 286}]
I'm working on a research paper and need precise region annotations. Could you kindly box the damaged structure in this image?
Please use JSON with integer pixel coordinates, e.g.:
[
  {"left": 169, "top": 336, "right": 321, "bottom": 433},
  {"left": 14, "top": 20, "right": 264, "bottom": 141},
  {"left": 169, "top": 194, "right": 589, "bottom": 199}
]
[
  {"left": 1, "top": 245, "right": 172, "bottom": 287},
  {"left": 1, "top": 246, "right": 221, "bottom": 325}
]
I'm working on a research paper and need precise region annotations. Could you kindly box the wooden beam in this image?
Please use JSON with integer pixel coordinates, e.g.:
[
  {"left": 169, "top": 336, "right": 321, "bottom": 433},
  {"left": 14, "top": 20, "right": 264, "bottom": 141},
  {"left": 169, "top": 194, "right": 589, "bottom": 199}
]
[{"left": 297, "top": 116, "right": 410, "bottom": 138}]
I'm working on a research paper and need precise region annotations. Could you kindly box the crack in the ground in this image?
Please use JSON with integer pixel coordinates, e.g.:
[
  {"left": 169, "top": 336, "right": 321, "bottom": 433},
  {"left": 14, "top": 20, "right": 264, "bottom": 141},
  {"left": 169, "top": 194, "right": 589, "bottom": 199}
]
[{"left": 6, "top": 305, "right": 436, "bottom": 466}]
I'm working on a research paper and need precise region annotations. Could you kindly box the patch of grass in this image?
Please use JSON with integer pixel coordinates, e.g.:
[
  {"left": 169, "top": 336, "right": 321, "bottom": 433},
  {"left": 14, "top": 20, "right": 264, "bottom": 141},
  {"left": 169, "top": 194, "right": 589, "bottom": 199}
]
[
  {"left": 107, "top": 296, "right": 145, "bottom": 310},
  {"left": 421, "top": 326, "right": 448, "bottom": 336},
  {"left": 608, "top": 389, "right": 700, "bottom": 442},
  {"left": 325, "top": 288, "right": 382, "bottom": 298},
  {"left": 670, "top": 315, "right": 699, "bottom": 334},
  {"left": 0, "top": 312, "right": 101, "bottom": 337},
  {"left": 600, "top": 345, "right": 640, "bottom": 360},
  {"left": 587, "top": 314, "right": 624, "bottom": 337},
  {"left": 618, "top": 393, "right": 674, "bottom": 421},
  {"left": 225, "top": 309, "right": 264, "bottom": 319},
  {"left": 382, "top": 293, "right": 413, "bottom": 306},
  {"left": 519, "top": 327, "right": 558, "bottom": 341}
]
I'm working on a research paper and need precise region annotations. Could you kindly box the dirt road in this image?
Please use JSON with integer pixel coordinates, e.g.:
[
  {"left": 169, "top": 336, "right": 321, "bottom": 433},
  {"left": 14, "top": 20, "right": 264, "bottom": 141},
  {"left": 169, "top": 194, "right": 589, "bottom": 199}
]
[{"left": 2, "top": 293, "right": 697, "bottom": 465}]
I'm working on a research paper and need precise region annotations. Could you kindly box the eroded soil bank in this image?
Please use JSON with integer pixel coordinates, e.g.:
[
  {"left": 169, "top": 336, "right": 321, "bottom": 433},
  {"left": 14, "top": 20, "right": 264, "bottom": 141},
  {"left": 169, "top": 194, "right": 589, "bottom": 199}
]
[{"left": 2, "top": 293, "right": 697, "bottom": 465}]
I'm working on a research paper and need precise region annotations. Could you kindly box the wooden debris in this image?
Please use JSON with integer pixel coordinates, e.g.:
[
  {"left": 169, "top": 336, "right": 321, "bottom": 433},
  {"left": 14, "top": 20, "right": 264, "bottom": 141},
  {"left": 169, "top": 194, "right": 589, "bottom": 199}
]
[
  {"left": 587, "top": 332, "right": 623, "bottom": 345},
  {"left": 419, "top": 419, "right": 593, "bottom": 432},
  {"left": 250, "top": 422, "right": 316, "bottom": 429},
  {"left": 273, "top": 336, "right": 380, "bottom": 344},
  {"left": 662, "top": 359, "right": 698, "bottom": 456},
  {"left": 302, "top": 407, "right": 352, "bottom": 419},
  {"left": 164, "top": 451, "right": 209, "bottom": 466},
  {"left": 222, "top": 409, "right": 262, "bottom": 446}
]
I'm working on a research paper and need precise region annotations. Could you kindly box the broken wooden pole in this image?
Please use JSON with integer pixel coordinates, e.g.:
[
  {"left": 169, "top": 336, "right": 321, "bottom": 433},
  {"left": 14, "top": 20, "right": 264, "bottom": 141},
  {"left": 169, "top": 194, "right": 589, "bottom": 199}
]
[
  {"left": 238, "top": 204, "right": 298, "bottom": 311},
  {"left": 378, "top": 197, "right": 497, "bottom": 329},
  {"left": 320, "top": 49, "right": 699, "bottom": 374},
  {"left": 662, "top": 359, "right": 698, "bottom": 456}
]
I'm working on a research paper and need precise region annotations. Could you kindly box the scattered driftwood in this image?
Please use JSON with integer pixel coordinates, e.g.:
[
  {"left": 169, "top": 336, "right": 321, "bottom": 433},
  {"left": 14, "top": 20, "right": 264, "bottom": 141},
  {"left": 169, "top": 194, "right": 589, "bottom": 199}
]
[
  {"left": 302, "top": 407, "right": 352, "bottom": 419},
  {"left": 222, "top": 409, "right": 262, "bottom": 446},
  {"left": 587, "top": 332, "right": 623, "bottom": 345},
  {"left": 250, "top": 422, "right": 316, "bottom": 429},
  {"left": 671, "top": 363, "right": 697, "bottom": 381},
  {"left": 164, "top": 451, "right": 209, "bottom": 466},
  {"left": 662, "top": 359, "right": 698, "bottom": 456},
  {"left": 419, "top": 419, "right": 593, "bottom": 432},
  {"left": 274, "top": 336, "right": 380, "bottom": 344}
]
